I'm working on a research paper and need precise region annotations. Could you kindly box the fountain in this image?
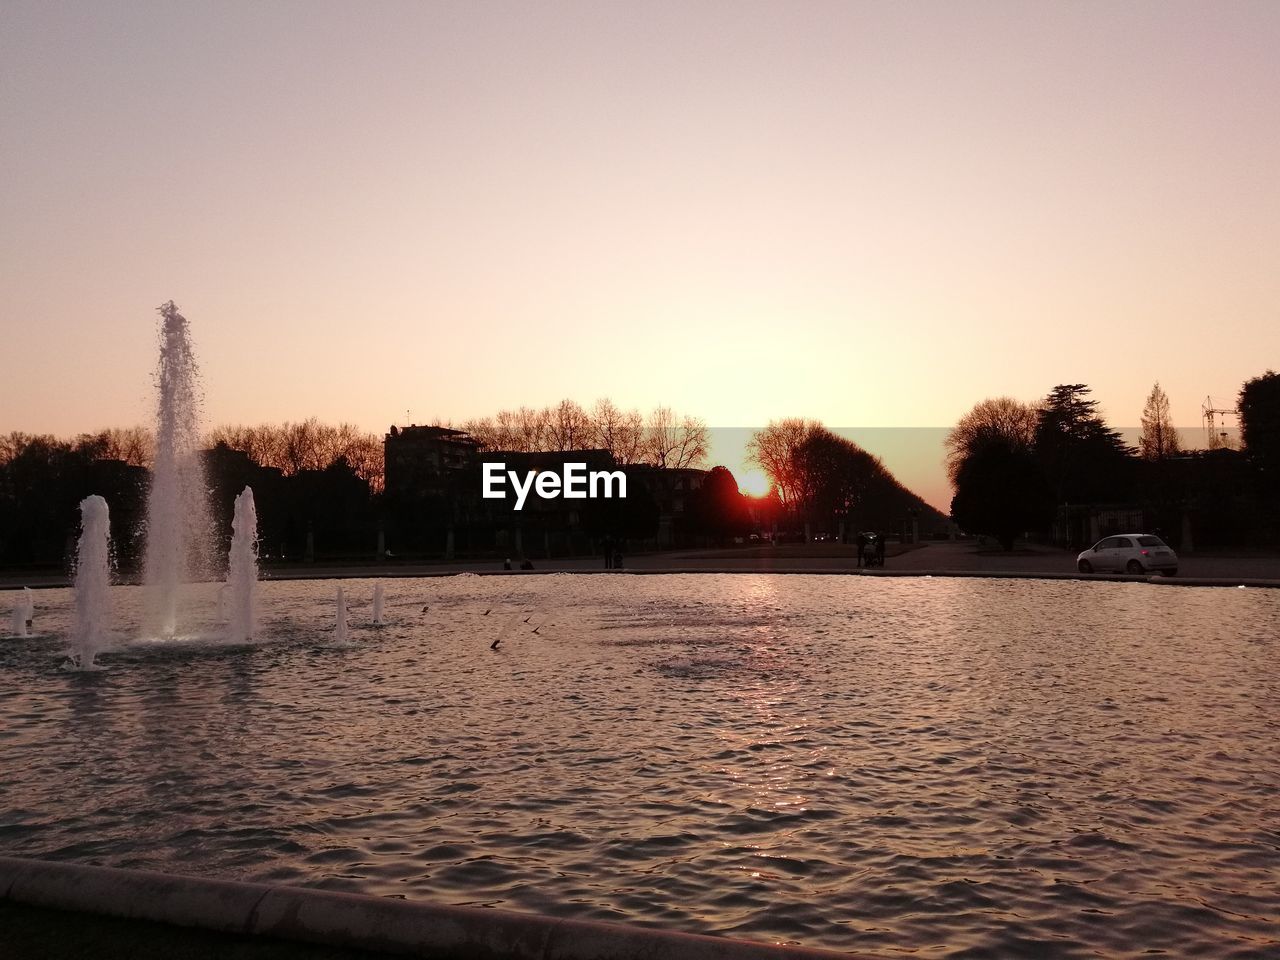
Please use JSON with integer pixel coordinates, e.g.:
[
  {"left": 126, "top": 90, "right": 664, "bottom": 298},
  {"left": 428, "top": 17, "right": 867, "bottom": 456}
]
[
  {"left": 70, "top": 495, "right": 112, "bottom": 669},
  {"left": 226, "top": 487, "right": 258, "bottom": 643},
  {"left": 372, "top": 583, "right": 385, "bottom": 626},
  {"left": 10, "top": 599, "right": 28, "bottom": 638},
  {"left": 143, "top": 301, "right": 212, "bottom": 636},
  {"left": 9, "top": 588, "right": 34, "bottom": 637},
  {"left": 335, "top": 586, "right": 349, "bottom": 642}
]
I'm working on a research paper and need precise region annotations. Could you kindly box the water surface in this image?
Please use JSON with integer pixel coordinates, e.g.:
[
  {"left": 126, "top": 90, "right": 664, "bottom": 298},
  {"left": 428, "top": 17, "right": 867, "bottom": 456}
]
[{"left": 2, "top": 574, "right": 1277, "bottom": 957}]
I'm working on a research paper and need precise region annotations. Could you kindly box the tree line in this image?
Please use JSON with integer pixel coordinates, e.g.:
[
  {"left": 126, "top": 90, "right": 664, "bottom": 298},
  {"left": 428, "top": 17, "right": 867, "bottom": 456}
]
[
  {"left": 462, "top": 399, "right": 709, "bottom": 469},
  {"left": 748, "top": 418, "right": 947, "bottom": 537},
  {"left": 946, "top": 374, "right": 1280, "bottom": 549}
]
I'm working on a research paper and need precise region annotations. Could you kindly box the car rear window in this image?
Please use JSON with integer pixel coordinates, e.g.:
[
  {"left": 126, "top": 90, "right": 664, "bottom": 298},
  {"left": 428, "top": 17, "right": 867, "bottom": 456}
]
[{"left": 1137, "top": 536, "right": 1165, "bottom": 547}]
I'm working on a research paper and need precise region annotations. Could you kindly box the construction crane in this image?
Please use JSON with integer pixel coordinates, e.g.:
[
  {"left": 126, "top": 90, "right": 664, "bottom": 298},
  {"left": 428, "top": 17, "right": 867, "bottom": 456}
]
[{"left": 1202, "top": 396, "right": 1238, "bottom": 450}]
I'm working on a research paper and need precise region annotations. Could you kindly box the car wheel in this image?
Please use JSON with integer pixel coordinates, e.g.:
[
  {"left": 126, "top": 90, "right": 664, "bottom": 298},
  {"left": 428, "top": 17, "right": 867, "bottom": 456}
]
[
  {"left": 1078, "top": 560, "right": 1093, "bottom": 574},
  {"left": 1126, "top": 560, "right": 1143, "bottom": 575}
]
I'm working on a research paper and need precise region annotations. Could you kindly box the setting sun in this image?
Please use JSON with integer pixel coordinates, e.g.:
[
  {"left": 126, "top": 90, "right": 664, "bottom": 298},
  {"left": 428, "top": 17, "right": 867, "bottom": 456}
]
[{"left": 738, "top": 469, "right": 770, "bottom": 497}]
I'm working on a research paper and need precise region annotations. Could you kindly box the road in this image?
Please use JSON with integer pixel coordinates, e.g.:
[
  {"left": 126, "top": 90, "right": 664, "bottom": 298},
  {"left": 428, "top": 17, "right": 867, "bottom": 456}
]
[{"left": 5, "top": 541, "right": 1280, "bottom": 590}]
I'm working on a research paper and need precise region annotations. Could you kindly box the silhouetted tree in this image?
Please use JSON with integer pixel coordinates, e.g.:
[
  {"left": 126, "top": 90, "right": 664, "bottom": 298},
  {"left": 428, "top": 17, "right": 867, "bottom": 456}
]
[
  {"left": 591, "top": 398, "right": 645, "bottom": 464},
  {"left": 951, "top": 441, "right": 1054, "bottom": 551},
  {"left": 466, "top": 399, "right": 705, "bottom": 469},
  {"left": 750, "top": 421, "right": 944, "bottom": 536},
  {"left": 207, "top": 419, "right": 384, "bottom": 492},
  {"left": 1139, "top": 383, "right": 1182, "bottom": 461},
  {"left": 1239, "top": 371, "right": 1280, "bottom": 478},
  {"left": 945, "top": 397, "right": 1038, "bottom": 485},
  {"left": 747, "top": 418, "right": 821, "bottom": 508},
  {"left": 642, "top": 406, "right": 708, "bottom": 469},
  {"left": 691, "top": 466, "right": 751, "bottom": 542},
  {"left": 1034, "top": 384, "right": 1134, "bottom": 504}
]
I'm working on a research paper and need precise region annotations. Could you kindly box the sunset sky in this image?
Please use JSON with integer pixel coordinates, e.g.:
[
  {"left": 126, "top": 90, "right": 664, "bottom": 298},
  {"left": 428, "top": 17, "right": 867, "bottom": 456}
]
[{"left": 2, "top": 1, "right": 1277, "bottom": 509}]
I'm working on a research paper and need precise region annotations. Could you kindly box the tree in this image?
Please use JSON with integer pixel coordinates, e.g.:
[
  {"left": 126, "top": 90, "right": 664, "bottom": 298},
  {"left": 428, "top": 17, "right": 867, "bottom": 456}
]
[
  {"left": 945, "top": 397, "right": 1038, "bottom": 485},
  {"left": 750, "top": 421, "right": 944, "bottom": 535},
  {"left": 1034, "top": 384, "right": 1134, "bottom": 504},
  {"left": 746, "top": 418, "right": 821, "bottom": 507},
  {"left": 590, "top": 398, "right": 645, "bottom": 465},
  {"left": 690, "top": 466, "right": 751, "bottom": 542},
  {"left": 1239, "top": 370, "right": 1280, "bottom": 479},
  {"left": 546, "top": 400, "right": 593, "bottom": 452},
  {"left": 1138, "top": 383, "right": 1182, "bottom": 462},
  {"left": 951, "top": 441, "right": 1054, "bottom": 551},
  {"left": 642, "top": 407, "right": 708, "bottom": 469},
  {"left": 206, "top": 419, "right": 385, "bottom": 492}
]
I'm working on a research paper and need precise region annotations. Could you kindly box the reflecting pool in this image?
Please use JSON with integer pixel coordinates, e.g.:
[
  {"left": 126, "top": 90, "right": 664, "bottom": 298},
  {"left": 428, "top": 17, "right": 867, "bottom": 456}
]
[{"left": 2, "top": 574, "right": 1277, "bottom": 957}]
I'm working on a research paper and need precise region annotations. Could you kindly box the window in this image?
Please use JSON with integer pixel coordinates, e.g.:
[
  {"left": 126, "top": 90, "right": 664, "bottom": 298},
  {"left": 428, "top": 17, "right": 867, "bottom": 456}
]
[{"left": 1137, "top": 536, "right": 1165, "bottom": 547}]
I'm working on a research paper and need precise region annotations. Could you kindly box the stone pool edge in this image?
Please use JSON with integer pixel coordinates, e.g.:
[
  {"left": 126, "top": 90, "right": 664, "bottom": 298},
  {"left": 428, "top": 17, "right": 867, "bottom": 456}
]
[
  {"left": 0, "top": 855, "right": 861, "bottom": 960},
  {"left": 6, "top": 568, "right": 1280, "bottom": 590}
]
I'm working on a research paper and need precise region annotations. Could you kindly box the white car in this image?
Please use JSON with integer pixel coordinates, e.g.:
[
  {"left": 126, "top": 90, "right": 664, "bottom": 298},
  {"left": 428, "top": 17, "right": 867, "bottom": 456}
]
[{"left": 1077, "top": 534, "right": 1178, "bottom": 576}]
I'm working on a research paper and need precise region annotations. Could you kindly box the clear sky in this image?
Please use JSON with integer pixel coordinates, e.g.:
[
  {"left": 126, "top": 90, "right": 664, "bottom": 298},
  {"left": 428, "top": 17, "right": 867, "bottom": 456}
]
[{"left": 2, "top": 1, "right": 1277, "bottom": 509}]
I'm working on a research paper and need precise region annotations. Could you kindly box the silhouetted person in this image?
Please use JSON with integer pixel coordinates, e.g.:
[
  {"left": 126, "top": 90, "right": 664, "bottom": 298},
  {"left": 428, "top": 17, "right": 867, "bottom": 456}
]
[
  {"left": 520, "top": 558, "right": 534, "bottom": 570},
  {"left": 503, "top": 558, "right": 512, "bottom": 571},
  {"left": 875, "top": 534, "right": 885, "bottom": 566},
  {"left": 856, "top": 532, "right": 867, "bottom": 567},
  {"left": 603, "top": 536, "right": 614, "bottom": 569}
]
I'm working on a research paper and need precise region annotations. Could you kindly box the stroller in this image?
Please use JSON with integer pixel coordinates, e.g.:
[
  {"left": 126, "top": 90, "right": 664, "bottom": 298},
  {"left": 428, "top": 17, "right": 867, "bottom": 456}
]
[{"left": 861, "top": 532, "right": 885, "bottom": 568}]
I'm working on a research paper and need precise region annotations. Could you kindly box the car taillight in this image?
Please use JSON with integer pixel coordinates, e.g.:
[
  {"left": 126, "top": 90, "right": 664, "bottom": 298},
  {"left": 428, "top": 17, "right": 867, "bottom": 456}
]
[{"left": 1141, "top": 549, "right": 1150, "bottom": 556}]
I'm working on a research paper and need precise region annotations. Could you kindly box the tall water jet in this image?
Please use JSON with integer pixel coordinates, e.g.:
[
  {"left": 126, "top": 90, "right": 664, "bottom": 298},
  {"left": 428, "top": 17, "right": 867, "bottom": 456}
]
[
  {"left": 335, "top": 586, "right": 349, "bottom": 643},
  {"left": 71, "top": 495, "right": 112, "bottom": 669},
  {"left": 226, "top": 487, "right": 258, "bottom": 643},
  {"left": 143, "top": 301, "right": 213, "bottom": 636},
  {"left": 372, "top": 582, "right": 385, "bottom": 626}
]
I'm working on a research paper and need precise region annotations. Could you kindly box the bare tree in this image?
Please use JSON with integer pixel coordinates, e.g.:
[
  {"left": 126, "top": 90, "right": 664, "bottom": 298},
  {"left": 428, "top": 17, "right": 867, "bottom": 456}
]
[
  {"left": 513, "top": 406, "right": 549, "bottom": 452},
  {"left": 544, "top": 400, "right": 593, "bottom": 451},
  {"left": 207, "top": 419, "right": 384, "bottom": 490},
  {"left": 0, "top": 432, "right": 38, "bottom": 465},
  {"left": 70, "top": 426, "right": 154, "bottom": 466},
  {"left": 643, "top": 407, "right": 709, "bottom": 469},
  {"left": 746, "top": 418, "right": 822, "bottom": 506},
  {"left": 591, "top": 398, "right": 645, "bottom": 464},
  {"left": 1138, "top": 382, "right": 1183, "bottom": 461},
  {"left": 944, "top": 397, "right": 1038, "bottom": 485}
]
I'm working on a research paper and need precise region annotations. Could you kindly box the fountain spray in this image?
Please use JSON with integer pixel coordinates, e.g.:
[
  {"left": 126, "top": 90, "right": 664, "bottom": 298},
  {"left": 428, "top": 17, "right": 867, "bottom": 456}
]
[
  {"left": 71, "top": 495, "right": 112, "bottom": 669},
  {"left": 226, "top": 487, "right": 259, "bottom": 642},
  {"left": 335, "top": 586, "right": 349, "bottom": 643},
  {"left": 372, "top": 582, "right": 385, "bottom": 626},
  {"left": 143, "top": 301, "right": 212, "bottom": 637},
  {"left": 10, "top": 600, "right": 27, "bottom": 638}
]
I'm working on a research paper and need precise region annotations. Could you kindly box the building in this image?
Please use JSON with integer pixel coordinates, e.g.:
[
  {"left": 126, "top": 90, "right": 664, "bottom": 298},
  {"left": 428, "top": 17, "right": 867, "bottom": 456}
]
[{"left": 383, "top": 425, "right": 480, "bottom": 500}]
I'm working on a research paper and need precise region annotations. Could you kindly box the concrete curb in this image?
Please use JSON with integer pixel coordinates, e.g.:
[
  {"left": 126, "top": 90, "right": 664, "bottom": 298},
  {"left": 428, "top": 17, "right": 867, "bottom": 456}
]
[{"left": 0, "top": 856, "right": 860, "bottom": 960}]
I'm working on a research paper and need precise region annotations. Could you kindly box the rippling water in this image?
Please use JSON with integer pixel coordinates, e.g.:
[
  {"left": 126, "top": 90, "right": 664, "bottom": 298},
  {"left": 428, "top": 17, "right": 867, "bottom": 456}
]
[{"left": 2, "top": 574, "right": 1278, "bottom": 957}]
